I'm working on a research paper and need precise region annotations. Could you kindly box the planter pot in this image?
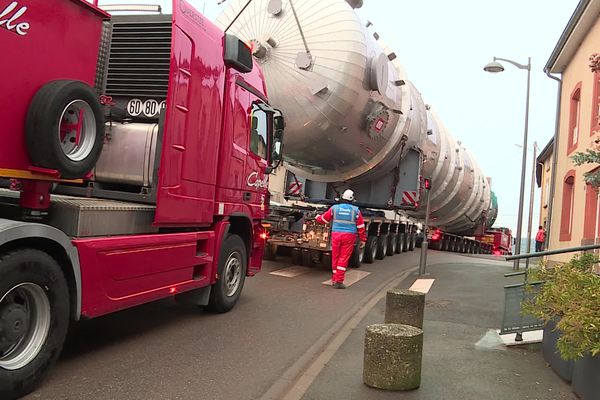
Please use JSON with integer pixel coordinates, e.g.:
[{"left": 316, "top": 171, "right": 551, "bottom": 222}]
[
  {"left": 572, "top": 353, "right": 600, "bottom": 400},
  {"left": 542, "top": 319, "right": 574, "bottom": 382}
]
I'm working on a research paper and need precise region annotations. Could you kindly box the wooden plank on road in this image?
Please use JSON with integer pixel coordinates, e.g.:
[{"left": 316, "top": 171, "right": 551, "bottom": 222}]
[
  {"left": 270, "top": 266, "right": 312, "bottom": 278},
  {"left": 322, "top": 270, "right": 371, "bottom": 287}
]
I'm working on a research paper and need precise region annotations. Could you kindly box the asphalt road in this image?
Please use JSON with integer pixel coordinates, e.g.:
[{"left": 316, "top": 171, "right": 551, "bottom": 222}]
[{"left": 24, "top": 249, "right": 422, "bottom": 400}]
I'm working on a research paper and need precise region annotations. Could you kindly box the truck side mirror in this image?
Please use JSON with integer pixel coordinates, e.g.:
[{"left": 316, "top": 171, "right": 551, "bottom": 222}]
[
  {"left": 270, "top": 112, "right": 284, "bottom": 168},
  {"left": 224, "top": 34, "right": 253, "bottom": 73}
]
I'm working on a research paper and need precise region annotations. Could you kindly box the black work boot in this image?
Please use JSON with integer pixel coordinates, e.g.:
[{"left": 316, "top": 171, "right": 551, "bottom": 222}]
[{"left": 332, "top": 282, "right": 347, "bottom": 289}]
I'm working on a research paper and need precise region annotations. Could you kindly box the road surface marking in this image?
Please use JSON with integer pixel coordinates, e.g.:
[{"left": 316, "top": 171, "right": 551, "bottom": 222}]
[
  {"left": 269, "top": 266, "right": 312, "bottom": 278},
  {"left": 321, "top": 270, "right": 371, "bottom": 286},
  {"left": 259, "top": 265, "right": 418, "bottom": 400},
  {"left": 409, "top": 278, "right": 435, "bottom": 293}
]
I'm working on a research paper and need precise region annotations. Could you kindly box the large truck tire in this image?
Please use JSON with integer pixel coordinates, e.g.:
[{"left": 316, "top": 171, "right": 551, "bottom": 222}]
[
  {"left": 26, "top": 80, "right": 105, "bottom": 179},
  {"left": 0, "top": 249, "right": 70, "bottom": 400},
  {"left": 349, "top": 240, "right": 363, "bottom": 268},
  {"left": 396, "top": 233, "right": 405, "bottom": 254},
  {"left": 402, "top": 233, "right": 410, "bottom": 252},
  {"left": 363, "top": 236, "right": 377, "bottom": 264},
  {"left": 408, "top": 233, "right": 416, "bottom": 251},
  {"left": 321, "top": 252, "right": 332, "bottom": 270},
  {"left": 207, "top": 235, "right": 247, "bottom": 313},
  {"left": 291, "top": 248, "right": 302, "bottom": 265},
  {"left": 386, "top": 234, "right": 397, "bottom": 256},
  {"left": 376, "top": 235, "right": 388, "bottom": 260},
  {"left": 263, "top": 243, "right": 278, "bottom": 261}
]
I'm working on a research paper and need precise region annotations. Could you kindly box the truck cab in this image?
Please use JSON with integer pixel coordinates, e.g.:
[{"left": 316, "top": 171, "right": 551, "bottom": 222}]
[{"left": 0, "top": 1, "right": 283, "bottom": 398}]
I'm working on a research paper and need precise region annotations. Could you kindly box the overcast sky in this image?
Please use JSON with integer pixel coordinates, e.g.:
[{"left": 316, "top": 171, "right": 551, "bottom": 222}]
[{"left": 99, "top": 0, "right": 579, "bottom": 237}]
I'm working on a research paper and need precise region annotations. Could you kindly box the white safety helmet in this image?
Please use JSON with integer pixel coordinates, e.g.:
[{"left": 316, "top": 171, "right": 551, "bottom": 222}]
[{"left": 341, "top": 189, "right": 354, "bottom": 201}]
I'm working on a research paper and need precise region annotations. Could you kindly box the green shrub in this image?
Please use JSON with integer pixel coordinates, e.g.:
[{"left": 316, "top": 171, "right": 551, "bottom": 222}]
[{"left": 523, "top": 253, "right": 600, "bottom": 360}]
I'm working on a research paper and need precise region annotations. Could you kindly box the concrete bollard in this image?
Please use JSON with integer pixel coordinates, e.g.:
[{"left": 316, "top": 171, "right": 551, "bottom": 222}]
[
  {"left": 363, "top": 324, "right": 423, "bottom": 390},
  {"left": 384, "top": 288, "right": 425, "bottom": 329}
]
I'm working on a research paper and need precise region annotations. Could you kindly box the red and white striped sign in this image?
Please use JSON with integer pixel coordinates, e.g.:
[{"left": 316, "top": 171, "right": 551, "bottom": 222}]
[
  {"left": 401, "top": 191, "right": 418, "bottom": 206},
  {"left": 287, "top": 181, "right": 303, "bottom": 196}
]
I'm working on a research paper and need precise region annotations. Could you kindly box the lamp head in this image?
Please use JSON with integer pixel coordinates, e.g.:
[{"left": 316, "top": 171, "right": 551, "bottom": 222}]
[{"left": 484, "top": 61, "right": 505, "bottom": 73}]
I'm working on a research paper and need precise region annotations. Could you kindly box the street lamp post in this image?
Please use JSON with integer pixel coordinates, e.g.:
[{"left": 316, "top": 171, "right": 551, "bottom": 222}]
[{"left": 484, "top": 56, "right": 532, "bottom": 270}]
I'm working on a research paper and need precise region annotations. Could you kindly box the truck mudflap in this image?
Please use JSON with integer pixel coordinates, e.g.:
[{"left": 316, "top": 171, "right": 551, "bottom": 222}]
[{"left": 0, "top": 218, "right": 82, "bottom": 318}]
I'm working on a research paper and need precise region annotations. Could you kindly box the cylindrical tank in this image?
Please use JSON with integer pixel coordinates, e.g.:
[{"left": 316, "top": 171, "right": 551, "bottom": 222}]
[
  {"left": 217, "top": 0, "right": 493, "bottom": 235},
  {"left": 416, "top": 109, "right": 492, "bottom": 235},
  {"left": 217, "top": 0, "right": 425, "bottom": 184}
]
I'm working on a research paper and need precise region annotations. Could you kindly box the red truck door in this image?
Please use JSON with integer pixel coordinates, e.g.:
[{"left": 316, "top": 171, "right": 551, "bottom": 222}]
[
  {"left": 154, "top": 0, "right": 226, "bottom": 226},
  {"left": 244, "top": 99, "right": 270, "bottom": 218},
  {"left": 216, "top": 74, "right": 270, "bottom": 220}
]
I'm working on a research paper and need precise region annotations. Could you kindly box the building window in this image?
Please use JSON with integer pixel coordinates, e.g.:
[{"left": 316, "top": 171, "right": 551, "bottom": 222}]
[
  {"left": 560, "top": 170, "right": 576, "bottom": 242},
  {"left": 568, "top": 83, "right": 581, "bottom": 154},
  {"left": 591, "top": 71, "right": 600, "bottom": 136},
  {"left": 543, "top": 178, "right": 549, "bottom": 208},
  {"left": 584, "top": 183, "right": 599, "bottom": 240}
]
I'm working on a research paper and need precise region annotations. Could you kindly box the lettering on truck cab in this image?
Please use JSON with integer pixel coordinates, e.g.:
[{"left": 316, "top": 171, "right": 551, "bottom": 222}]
[
  {"left": 1, "top": 1, "right": 31, "bottom": 36},
  {"left": 246, "top": 171, "right": 268, "bottom": 189}
]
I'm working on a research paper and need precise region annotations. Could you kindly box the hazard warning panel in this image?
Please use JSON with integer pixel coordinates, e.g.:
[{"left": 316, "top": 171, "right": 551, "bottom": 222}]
[
  {"left": 401, "top": 191, "right": 418, "bottom": 207},
  {"left": 287, "top": 181, "right": 303, "bottom": 196}
]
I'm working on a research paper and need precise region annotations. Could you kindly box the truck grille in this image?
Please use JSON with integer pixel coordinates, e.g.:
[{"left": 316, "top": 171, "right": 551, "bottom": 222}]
[{"left": 105, "top": 16, "right": 172, "bottom": 99}]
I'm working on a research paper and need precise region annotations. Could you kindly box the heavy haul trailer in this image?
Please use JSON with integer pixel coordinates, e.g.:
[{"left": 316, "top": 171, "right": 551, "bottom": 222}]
[
  {"left": 218, "top": 0, "right": 499, "bottom": 266},
  {"left": 265, "top": 202, "right": 419, "bottom": 268},
  {"left": 0, "top": 1, "right": 283, "bottom": 398},
  {"left": 426, "top": 229, "right": 493, "bottom": 254}
]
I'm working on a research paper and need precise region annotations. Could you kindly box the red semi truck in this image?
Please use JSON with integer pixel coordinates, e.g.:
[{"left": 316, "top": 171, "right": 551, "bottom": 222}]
[
  {"left": 475, "top": 227, "right": 513, "bottom": 256},
  {"left": 0, "top": 1, "right": 283, "bottom": 397}
]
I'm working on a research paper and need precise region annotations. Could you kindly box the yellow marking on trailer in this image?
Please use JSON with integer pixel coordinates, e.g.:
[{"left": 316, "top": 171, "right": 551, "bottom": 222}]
[{"left": 0, "top": 168, "right": 84, "bottom": 183}]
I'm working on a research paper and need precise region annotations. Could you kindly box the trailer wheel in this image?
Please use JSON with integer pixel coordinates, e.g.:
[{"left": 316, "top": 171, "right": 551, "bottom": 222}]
[
  {"left": 263, "top": 243, "right": 278, "bottom": 261},
  {"left": 0, "top": 249, "right": 70, "bottom": 400},
  {"left": 396, "top": 233, "right": 405, "bottom": 253},
  {"left": 349, "top": 241, "right": 362, "bottom": 268},
  {"left": 386, "top": 234, "right": 397, "bottom": 256},
  {"left": 403, "top": 233, "right": 410, "bottom": 252},
  {"left": 363, "top": 236, "right": 377, "bottom": 264},
  {"left": 322, "top": 252, "right": 332, "bottom": 270},
  {"left": 207, "top": 235, "right": 247, "bottom": 313},
  {"left": 291, "top": 248, "right": 302, "bottom": 265},
  {"left": 376, "top": 235, "right": 388, "bottom": 260},
  {"left": 408, "top": 234, "right": 416, "bottom": 251},
  {"left": 26, "top": 80, "right": 104, "bottom": 179}
]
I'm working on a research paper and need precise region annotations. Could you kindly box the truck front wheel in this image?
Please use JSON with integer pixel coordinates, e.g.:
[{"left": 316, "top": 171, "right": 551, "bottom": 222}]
[
  {"left": 0, "top": 249, "right": 70, "bottom": 400},
  {"left": 207, "top": 235, "right": 247, "bottom": 313}
]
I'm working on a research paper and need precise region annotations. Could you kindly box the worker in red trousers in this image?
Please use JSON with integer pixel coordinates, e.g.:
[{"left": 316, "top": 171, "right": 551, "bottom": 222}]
[{"left": 315, "top": 189, "right": 367, "bottom": 289}]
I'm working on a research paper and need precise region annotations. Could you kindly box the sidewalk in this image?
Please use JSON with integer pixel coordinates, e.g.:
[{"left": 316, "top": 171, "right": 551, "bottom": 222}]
[{"left": 301, "top": 253, "right": 576, "bottom": 400}]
